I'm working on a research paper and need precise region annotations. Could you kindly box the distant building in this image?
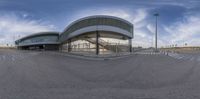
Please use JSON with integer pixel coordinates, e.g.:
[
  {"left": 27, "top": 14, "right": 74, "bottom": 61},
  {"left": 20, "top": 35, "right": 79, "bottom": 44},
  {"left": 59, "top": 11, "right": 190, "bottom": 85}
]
[{"left": 15, "top": 32, "right": 60, "bottom": 50}]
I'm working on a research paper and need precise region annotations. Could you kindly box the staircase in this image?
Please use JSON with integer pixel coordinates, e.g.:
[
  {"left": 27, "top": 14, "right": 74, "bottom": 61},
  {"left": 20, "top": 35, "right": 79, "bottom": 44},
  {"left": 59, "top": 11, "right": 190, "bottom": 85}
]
[{"left": 83, "top": 38, "right": 129, "bottom": 52}]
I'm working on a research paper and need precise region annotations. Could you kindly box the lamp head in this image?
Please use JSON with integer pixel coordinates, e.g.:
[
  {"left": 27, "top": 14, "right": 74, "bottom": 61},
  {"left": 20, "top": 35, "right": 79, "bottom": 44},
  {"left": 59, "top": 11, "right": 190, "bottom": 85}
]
[{"left": 154, "top": 13, "right": 159, "bottom": 16}]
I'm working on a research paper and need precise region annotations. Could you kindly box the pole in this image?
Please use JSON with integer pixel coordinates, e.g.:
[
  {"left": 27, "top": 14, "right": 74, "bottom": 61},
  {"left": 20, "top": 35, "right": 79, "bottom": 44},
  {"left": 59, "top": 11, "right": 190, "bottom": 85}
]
[
  {"left": 154, "top": 13, "right": 159, "bottom": 52},
  {"left": 156, "top": 15, "right": 157, "bottom": 51}
]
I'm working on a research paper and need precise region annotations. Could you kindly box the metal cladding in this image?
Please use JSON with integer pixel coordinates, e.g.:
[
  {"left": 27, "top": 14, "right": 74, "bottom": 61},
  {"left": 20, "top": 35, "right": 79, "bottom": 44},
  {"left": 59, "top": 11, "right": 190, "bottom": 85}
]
[
  {"left": 15, "top": 32, "right": 60, "bottom": 46},
  {"left": 59, "top": 15, "right": 134, "bottom": 43}
]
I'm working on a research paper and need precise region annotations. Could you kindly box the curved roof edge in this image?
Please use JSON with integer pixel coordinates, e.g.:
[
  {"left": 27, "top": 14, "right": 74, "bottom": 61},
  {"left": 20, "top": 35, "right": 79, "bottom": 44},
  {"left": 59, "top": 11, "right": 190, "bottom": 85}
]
[
  {"left": 62, "top": 15, "right": 133, "bottom": 34},
  {"left": 17, "top": 42, "right": 60, "bottom": 47},
  {"left": 60, "top": 25, "right": 133, "bottom": 43},
  {"left": 16, "top": 31, "right": 60, "bottom": 42}
]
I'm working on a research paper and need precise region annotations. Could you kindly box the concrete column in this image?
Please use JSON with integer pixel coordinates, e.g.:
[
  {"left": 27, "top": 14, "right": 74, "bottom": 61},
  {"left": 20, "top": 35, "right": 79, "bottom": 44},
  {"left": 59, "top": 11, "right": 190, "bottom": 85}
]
[
  {"left": 129, "top": 39, "right": 132, "bottom": 53},
  {"left": 78, "top": 43, "right": 80, "bottom": 52},
  {"left": 96, "top": 30, "right": 99, "bottom": 55},
  {"left": 68, "top": 39, "right": 72, "bottom": 52},
  {"left": 89, "top": 43, "right": 90, "bottom": 52},
  {"left": 60, "top": 44, "right": 63, "bottom": 51}
]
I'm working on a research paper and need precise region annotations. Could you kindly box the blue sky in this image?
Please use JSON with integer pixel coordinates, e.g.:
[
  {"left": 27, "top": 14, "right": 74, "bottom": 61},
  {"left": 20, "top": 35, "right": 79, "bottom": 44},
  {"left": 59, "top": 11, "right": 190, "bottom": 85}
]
[{"left": 0, "top": 0, "right": 200, "bottom": 47}]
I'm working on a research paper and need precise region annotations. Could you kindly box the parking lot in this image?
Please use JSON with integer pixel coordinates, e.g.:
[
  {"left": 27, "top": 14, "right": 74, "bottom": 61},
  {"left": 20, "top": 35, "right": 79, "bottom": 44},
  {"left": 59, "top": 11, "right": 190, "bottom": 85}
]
[{"left": 0, "top": 49, "right": 200, "bottom": 99}]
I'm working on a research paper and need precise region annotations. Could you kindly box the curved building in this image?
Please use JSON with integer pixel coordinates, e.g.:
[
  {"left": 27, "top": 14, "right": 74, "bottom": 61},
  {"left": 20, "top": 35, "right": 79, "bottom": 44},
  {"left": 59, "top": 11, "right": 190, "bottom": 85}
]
[
  {"left": 60, "top": 15, "right": 134, "bottom": 55},
  {"left": 15, "top": 32, "right": 60, "bottom": 50},
  {"left": 60, "top": 15, "right": 133, "bottom": 42},
  {"left": 15, "top": 15, "right": 134, "bottom": 55}
]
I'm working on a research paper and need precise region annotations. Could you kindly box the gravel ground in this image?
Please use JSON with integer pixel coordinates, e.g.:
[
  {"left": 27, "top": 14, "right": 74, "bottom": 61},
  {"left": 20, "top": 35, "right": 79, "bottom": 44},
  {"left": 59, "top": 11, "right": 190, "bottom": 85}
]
[{"left": 0, "top": 49, "right": 200, "bottom": 99}]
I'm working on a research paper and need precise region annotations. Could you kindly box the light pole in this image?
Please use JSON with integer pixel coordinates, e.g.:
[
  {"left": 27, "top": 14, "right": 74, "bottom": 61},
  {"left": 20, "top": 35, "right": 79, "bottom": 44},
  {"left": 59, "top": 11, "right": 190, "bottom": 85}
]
[{"left": 154, "top": 13, "right": 159, "bottom": 52}]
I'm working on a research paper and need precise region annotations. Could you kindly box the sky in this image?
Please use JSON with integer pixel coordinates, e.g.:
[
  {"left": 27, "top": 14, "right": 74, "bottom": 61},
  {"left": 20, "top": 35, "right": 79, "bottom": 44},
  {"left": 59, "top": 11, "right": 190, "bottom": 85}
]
[{"left": 0, "top": 0, "right": 200, "bottom": 47}]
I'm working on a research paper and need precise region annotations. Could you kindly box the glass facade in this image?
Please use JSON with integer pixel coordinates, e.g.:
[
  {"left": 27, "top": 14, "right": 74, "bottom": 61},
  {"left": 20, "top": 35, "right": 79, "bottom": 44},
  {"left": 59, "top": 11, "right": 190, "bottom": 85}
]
[{"left": 61, "top": 38, "right": 130, "bottom": 55}]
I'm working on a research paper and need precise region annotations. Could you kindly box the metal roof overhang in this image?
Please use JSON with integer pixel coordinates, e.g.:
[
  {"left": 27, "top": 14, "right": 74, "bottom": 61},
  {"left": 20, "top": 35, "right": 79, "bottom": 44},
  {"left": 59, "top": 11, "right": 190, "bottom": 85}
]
[
  {"left": 17, "top": 42, "right": 60, "bottom": 47},
  {"left": 60, "top": 25, "right": 133, "bottom": 43}
]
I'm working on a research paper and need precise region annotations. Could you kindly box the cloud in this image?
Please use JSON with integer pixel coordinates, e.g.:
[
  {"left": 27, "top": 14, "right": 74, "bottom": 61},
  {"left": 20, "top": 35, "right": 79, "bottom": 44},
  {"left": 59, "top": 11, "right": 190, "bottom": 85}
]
[
  {"left": 133, "top": 9, "right": 147, "bottom": 24},
  {"left": 0, "top": 12, "right": 56, "bottom": 46},
  {"left": 147, "top": 24, "right": 155, "bottom": 34},
  {"left": 73, "top": 7, "right": 149, "bottom": 23},
  {"left": 132, "top": 29, "right": 153, "bottom": 47},
  {"left": 147, "top": 0, "right": 200, "bottom": 9},
  {"left": 162, "top": 14, "right": 200, "bottom": 47}
]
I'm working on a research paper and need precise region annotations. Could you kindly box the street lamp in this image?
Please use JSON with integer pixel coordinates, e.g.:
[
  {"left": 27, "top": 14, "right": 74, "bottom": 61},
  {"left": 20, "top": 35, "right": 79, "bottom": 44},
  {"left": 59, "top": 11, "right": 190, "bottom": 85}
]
[{"left": 154, "top": 13, "right": 159, "bottom": 52}]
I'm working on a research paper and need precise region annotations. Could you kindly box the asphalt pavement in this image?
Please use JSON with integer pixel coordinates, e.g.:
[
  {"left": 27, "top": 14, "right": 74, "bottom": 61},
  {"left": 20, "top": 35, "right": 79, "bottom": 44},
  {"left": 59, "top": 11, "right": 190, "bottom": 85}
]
[{"left": 0, "top": 49, "right": 200, "bottom": 99}]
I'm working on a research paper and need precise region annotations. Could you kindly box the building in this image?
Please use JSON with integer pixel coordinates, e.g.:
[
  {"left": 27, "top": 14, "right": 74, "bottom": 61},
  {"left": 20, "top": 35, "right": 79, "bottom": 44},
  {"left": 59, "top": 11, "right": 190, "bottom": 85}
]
[
  {"left": 15, "top": 15, "right": 134, "bottom": 55},
  {"left": 15, "top": 32, "right": 60, "bottom": 50}
]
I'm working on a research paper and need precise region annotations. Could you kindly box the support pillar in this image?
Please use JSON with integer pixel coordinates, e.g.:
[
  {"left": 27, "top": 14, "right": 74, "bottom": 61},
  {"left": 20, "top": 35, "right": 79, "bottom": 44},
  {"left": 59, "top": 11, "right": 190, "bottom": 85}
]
[
  {"left": 68, "top": 39, "right": 72, "bottom": 52},
  {"left": 129, "top": 39, "right": 132, "bottom": 53},
  {"left": 96, "top": 30, "right": 99, "bottom": 55}
]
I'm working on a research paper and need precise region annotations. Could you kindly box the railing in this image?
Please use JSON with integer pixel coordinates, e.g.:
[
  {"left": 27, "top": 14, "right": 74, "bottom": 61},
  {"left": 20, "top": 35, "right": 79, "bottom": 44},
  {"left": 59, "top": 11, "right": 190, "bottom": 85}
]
[{"left": 83, "top": 38, "right": 129, "bottom": 52}]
